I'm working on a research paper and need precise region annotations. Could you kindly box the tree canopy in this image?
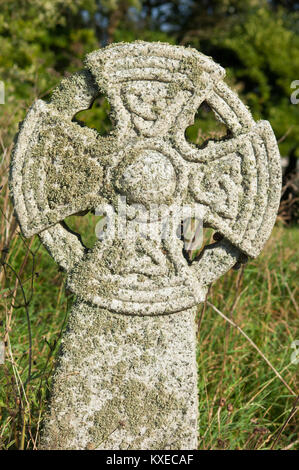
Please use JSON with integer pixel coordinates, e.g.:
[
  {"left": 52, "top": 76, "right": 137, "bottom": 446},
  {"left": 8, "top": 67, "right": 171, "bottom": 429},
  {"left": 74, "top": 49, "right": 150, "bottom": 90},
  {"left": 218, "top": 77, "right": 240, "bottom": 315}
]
[{"left": 1, "top": 0, "right": 298, "bottom": 158}]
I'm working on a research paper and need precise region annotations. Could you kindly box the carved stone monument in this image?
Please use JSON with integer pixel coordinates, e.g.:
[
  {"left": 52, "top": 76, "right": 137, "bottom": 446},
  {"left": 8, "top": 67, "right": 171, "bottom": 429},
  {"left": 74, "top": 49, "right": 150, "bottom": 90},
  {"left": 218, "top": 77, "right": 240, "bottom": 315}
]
[{"left": 10, "top": 41, "right": 281, "bottom": 449}]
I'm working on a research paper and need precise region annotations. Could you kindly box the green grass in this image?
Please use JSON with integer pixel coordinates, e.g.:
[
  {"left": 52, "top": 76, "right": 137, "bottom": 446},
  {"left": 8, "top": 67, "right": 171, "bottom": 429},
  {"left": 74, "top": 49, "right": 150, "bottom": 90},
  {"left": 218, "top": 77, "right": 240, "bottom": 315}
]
[{"left": 196, "top": 224, "right": 299, "bottom": 449}]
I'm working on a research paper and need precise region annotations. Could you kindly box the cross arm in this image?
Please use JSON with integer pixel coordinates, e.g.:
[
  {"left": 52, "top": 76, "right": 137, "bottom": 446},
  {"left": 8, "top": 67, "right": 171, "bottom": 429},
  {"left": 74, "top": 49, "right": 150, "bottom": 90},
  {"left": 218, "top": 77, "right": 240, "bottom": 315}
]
[
  {"left": 184, "top": 121, "right": 281, "bottom": 259},
  {"left": 10, "top": 98, "right": 116, "bottom": 238}
]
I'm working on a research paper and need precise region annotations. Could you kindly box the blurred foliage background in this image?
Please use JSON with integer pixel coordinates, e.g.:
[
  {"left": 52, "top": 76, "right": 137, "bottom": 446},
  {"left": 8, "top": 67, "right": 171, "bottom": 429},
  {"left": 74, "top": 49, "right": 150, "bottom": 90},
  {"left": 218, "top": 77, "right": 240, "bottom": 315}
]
[
  {"left": 1, "top": 0, "right": 299, "bottom": 162},
  {"left": 0, "top": 0, "right": 298, "bottom": 450}
]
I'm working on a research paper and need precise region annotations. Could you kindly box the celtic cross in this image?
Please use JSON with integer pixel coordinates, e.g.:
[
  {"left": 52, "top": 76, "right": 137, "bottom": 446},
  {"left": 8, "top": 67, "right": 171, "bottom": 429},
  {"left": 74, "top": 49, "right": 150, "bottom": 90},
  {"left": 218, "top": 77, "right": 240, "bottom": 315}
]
[{"left": 10, "top": 42, "right": 281, "bottom": 450}]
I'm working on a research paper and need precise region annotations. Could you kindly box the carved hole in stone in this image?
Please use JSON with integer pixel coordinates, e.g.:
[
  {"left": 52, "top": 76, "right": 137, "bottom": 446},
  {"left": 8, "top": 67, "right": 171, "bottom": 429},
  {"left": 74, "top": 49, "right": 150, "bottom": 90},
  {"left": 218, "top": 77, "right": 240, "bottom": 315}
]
[
  {"left": 64, "top": 211, "right": 104, "bottom": 250},
  {"left": 72, "top": 95, "right": 113, "bottom": 136},
  {"left": 185, "top": 101, "right": 230, "bottom": 147},
  {"left": 179, "top": 218, "right": 215, "bottom": 264}
]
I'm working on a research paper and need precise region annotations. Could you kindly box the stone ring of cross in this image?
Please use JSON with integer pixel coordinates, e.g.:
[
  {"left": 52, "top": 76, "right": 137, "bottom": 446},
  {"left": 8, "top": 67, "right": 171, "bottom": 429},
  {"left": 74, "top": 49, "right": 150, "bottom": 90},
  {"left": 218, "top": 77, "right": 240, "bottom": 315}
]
[{"left": 10, "top": 41, "right": 281, "bottom": 316}]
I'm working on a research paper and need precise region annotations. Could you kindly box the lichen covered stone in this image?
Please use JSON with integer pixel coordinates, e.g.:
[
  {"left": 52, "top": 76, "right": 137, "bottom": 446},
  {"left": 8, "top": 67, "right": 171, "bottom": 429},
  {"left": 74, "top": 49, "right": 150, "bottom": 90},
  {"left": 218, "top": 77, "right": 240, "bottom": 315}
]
[{"left": 10, "top": 41, "right": 281, "bottom": 450}]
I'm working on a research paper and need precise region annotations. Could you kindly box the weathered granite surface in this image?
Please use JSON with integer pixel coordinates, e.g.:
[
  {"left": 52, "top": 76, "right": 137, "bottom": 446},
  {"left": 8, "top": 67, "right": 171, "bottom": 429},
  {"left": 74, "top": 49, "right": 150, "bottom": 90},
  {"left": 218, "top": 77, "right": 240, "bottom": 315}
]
[
  {"left": 10, "top": 41, "right": 281, "bottom": 449},
  {"left": 41, "top": 302, "right": 198, "bottom": 450}
]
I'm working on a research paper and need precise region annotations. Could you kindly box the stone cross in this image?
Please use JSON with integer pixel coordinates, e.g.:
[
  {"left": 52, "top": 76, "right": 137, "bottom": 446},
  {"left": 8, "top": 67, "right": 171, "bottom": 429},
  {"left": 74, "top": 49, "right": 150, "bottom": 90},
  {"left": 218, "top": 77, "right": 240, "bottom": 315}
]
[{"left": 10, "top": 41, "right": 281, "bottom": 450}]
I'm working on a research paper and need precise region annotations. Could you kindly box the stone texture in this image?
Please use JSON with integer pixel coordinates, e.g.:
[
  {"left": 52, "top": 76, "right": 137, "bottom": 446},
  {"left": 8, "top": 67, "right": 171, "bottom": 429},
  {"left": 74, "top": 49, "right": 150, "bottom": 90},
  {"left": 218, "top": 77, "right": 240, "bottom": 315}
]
[
  {"left": 41, "top": 302, "right": 198, "bottom": 450},
  {"left": 9, "top": 41, "right": 282, "bottom": 450}
]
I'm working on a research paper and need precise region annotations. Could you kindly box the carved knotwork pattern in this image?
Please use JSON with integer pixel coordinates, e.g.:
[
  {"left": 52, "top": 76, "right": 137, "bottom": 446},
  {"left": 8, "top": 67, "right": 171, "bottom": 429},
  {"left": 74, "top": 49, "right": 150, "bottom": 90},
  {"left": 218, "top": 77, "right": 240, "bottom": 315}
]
[{"left": 10, "top": 42, "right": 281, "bottom": 315}]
